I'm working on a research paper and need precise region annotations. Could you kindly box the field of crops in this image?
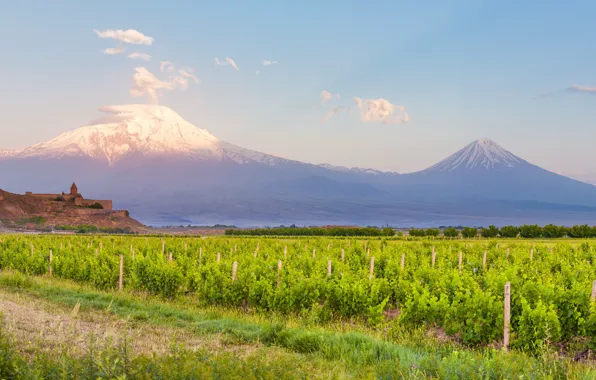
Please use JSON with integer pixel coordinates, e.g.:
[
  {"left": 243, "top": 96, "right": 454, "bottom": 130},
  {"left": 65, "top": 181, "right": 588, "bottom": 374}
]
[{"left": 1, "top": 234, "right": 595, "bottom": 356}]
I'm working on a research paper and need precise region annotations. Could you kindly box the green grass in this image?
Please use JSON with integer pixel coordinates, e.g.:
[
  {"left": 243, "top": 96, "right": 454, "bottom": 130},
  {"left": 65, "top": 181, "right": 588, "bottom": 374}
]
[{"left": 0, "top": 271, "right": 595, "bottom": 379}]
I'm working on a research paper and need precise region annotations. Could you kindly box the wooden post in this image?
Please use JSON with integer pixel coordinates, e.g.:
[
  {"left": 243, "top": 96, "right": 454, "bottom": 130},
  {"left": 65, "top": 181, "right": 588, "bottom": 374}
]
[
  {"left": 49, "top": 249, "right": 53, "bottom": 277},
  {"left": 504, "top": 282, "right": 511, "bottom": 351},
  {"left": 591, "top": 280, "right": 596, "bottom": 303},
  {"left": 130, "top": 244, "right": 134, "bottom": 258},
  {"left": 161, "top": 240, "right": 165, "bottom": 254},
  {"left": 458, "top": 251, "right": 463, "bottom": 274},
  {"left": 369, "top": 256, "right": 374, "bottom": 280},
  {"left": 367, "top": 248, "right": 370, "bottom": 257},
  {"left": 483, "top": 251, "right": 487, "bottom": 270},
  {"left": 284, "top": 246, "right": 287, "bottom": 260},
  {"left": 401, "top": 253, "right": 405, "bottom": 271},
  {"left": 431, "top": 247, "right": 436, "bottom": 267},
  {"left": 232, "top": 261, "right": 238, "bottom": 283},
  {"left": 341, "top": 249, "right": 345, "bottom": 263},
  {"left": 168, "top": 252, "right": 172, "bottom": 262},
  {"left": 254, "top": 248, "right": 258, "bottom": 257},
  {"left": 277, "top": 260, "right": 282, "bottom": 288},
  {"left": 327, "top": 243, "right": 331, "bottom": 250},
  {"left": 185, "top": 243, "right": 188, "bottom": 252},
  {"left": 506, "top": 248, "right": 510, "bottom": 257},
  {"left": 530, "top": 249, "right": 533, "bottom": 261},
  {"left": 313, "top": 248, "right": 316, "bottom": 259},
  {"left": 119, "top": 254, "right": 123, "bottom": 292},
  {"left": 31, "top": 243, "right": 34, "bottom": 256},
  {"left": 216, "top": 252, "right": 220, "bottom": 263},
  {"left": 327, "top": 260, "right": 332, "bottom": 277},
  {"left": 95, "top": 248, "right": 98, "bottom": 257}
]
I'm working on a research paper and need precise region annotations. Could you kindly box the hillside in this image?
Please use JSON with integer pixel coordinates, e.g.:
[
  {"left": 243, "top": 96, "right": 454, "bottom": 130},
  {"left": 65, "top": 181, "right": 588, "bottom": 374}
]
[{"left": 0, "top": 189, "right": 145, "bottom": 232}]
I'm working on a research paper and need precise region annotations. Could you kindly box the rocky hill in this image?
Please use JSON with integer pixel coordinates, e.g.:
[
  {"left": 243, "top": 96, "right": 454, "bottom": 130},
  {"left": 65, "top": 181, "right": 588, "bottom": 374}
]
[{"left": 0, "top": 189, "right": 145, "bottom": 232}]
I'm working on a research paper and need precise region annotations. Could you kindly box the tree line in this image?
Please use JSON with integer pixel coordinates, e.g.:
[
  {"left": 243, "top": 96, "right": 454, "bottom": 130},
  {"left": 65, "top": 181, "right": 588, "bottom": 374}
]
[
  {"left": 409, "top": 224, "right": 596, "bottom": 238},
  {"left": 225, "top": 227, "right": 395, "bottom": 237}
]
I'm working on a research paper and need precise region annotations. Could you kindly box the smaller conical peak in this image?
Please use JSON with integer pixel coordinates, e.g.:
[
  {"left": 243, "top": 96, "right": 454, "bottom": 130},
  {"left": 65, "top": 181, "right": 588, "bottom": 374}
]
[{"left": 426, "top": 138, "right": 523, "bottom": 172}]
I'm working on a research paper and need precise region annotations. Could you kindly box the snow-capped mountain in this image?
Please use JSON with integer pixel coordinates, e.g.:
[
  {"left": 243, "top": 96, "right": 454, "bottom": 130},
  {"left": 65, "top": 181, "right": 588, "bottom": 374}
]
[
  {"left": 6, "top": 104, "right": 294, "bottom": 166},
  {"left": 2, "top": 105, "right": 596, "bottom": 226},
  {"left": 425, "top": 138, "right": 522, "bottom": 172}
]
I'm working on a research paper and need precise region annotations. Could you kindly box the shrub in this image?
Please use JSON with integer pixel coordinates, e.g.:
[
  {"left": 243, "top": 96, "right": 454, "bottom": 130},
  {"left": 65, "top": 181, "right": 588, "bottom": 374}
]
[
  {"left": 425, "top": 228, "right": 440, "bottom": 237},
  {"left": 519, "top": 225, "right": 542, "bottom": 238},
  {"left": 87, "top": 202, "right": 104, "bottom": 209},
  {"left": 408, "top": 229, "right": 426, "bottom": 237}
]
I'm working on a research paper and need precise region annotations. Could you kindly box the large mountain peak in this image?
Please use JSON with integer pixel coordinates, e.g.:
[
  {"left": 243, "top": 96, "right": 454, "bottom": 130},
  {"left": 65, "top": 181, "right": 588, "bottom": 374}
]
[
  {"left": 425, "top": 138, "right": 523, "bottom": 172},
  {"left": 11, "top": 104, "right": 220, "bottom": 164}
]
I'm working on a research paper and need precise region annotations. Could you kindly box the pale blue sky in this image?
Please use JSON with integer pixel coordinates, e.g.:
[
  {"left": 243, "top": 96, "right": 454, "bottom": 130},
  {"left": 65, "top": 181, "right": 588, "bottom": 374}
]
[{"left": 0, "top": 0, "right": 595, "bottom": 174}]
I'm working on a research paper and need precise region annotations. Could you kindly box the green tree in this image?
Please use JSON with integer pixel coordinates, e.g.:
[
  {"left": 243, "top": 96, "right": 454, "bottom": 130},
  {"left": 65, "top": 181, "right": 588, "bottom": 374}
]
[
  {"left": 480, "top": 225, "right": 499, "bottom": 238},
  {"left": 461, "top": 227, "right": 478, "bottom": 239},
  {"left": 542, "top": 224, "right": 567, "bottom": 238},
  {"left": 409, "top": 228, "right": 426, "bottom": 237},
  {"left": 519, "top": 224, "right": 543, "bottom": 238},
  {"left": 499, "top": 226, "right": 519, "bottom": 238},
  {"left": 425, "top": 228, "right": 440, "bottom": 237},
  {"left": 443, "top": 227, "right": 459, "bottom": 238}
]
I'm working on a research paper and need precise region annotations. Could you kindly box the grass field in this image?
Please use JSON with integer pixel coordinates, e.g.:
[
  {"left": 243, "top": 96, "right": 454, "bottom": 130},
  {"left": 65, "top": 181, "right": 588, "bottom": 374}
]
[{"left": 1, "top": 235, "right": 595, "bottom": 378}]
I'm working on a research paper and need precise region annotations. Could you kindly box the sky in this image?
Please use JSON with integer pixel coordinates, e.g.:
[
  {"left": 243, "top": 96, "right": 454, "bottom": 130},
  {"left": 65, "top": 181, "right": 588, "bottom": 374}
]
[{"left": 0, "top": 0, "right": 595, "bottom": 175}]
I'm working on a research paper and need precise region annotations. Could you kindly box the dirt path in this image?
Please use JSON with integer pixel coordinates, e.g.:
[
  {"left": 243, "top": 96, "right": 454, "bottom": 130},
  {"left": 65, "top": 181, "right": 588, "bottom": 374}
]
[{"left": 0, "top": 291, "right": 257, "bottom": 358}]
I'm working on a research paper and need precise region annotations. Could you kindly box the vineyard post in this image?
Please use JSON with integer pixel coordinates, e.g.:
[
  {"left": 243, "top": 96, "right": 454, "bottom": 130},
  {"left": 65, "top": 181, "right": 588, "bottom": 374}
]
[
  {"left": 199, "top": 247, "right": 203, "bottom": 268},
  {"left": 95, "top": 248, "right": 98, "bottom": 257},
  {"left": 232, "top": 261, "right": 238, "bottom": 283},
  {"left": 483, "top": 251, "right": 487, "bottom": 270},
  {"left": 49, "top": 249, "right": 53, "bottom": 277},
  {"left": 504, "top": 282, "right": 511, "bottom": 351},
  {"left": 185, "top": 243, "right": 188, "bottom": 252},
  {"left": 341, "top": 249, "right": 345, "bottom": 263},
  {"left": 313, "top": 248, "right": 316, "bottom": 259},
  {"left": 168, "top": 252, "right": 172, "bottom": 262},
  {"left": 217, "top": 252, "right": 221, "bottom": 263},
  {"left": 284, "top": 246, "right": 287, "bottom": 260},
  {"left": 327, "top": 243, "right": 331, "bottom": 250},
  {"left": 130, "top": 244, "right": 134, "bottom": 259},
  {"left": 31, "top": 243, "right": 34, "bottom": 256},
  {"left": 327, "top": 260, "right": 332, "bottom": 277},
  {"left": 277, "top": 260, "right": 282, "bottom": 288},
  {"left": 507, "top": 248, "right": 510, "bottom": 257},
  {"left": 60, "top": 242, "right": 63, "bottom": 250},
  {"left": 432, "top": 246, "right": 436, "bottom": 267},
  {"left": 591, "top": 280, "right": 596, "bottom": 302},
  {"left": 367, "top": 248, "right": 370, "bottom": 257},
  {"left": 530, "top": 249, "right": 533, "bottom": 261},
  {"left": 459, "top": 251, "right": 463, "bottom": 274},
  {"left": 401, "top": 253, "right": 405, "bottom": 271},
  {"left": 161, "top": 240, "right": 165, "bottom": 254},
  {"left": 369, "top": 256, "right": 374, "bottom": 280},
  {"left": 119, "top": 254, "right": 123, "bottom": 292}
]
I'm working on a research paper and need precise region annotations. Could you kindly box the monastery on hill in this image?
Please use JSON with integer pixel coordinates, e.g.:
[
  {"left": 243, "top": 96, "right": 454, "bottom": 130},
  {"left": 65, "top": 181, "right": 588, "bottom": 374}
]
[{"left": 24, "top": 182, "right": 113, "bottom": 210}]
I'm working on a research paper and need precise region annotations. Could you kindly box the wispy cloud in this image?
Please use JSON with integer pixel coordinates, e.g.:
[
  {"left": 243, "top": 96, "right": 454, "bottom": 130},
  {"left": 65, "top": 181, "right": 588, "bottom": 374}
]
[
  {"left": 103, "top": 47, "right": 125, "bottom": 55},
  {"left": 354, "top": 97, "right": 409, "bottom": 124},
  {"left": 321, "top": 106, "right": 350, "bottom": 123},
  {"left": 130, "top": 67, "right": 175, "bottom": 104},
  {"left": 130, "top": 66, "right": 199, "bottom": 104},
  {"left": 215, "top": 57, "right": 239, "bottom": 70},
  {"left": 263, "top": 60, "right": 279, "bottom": 66},
  {"left": 320, "top": 90, "right": 333, "bottom": 104},
  {"left": 160, "top": 61, "right": 175, "bottom": 73},
  {"left": 567, "top": 84, "right": 596, "bottom": 94},
  {"left": 128, "top": 52, "right": 151, "bottom": 61},
  {"left": 178, "top": 68, "right": 200, "bottom": 84},
  {"left": 94, "top": 29, "right": 153, "bottom": 45}
]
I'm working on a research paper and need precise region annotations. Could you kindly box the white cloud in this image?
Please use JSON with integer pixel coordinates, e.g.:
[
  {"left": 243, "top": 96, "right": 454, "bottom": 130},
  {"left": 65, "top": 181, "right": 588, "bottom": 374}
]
[
  {"left": 160, "top": 61, "right": 175, "bottom": 73},
  {"left": 353, "top": 97, "right": 409, "bottom": 124},
  {"left": 320, "top": 90, "right": 333, "bottom": 104},
  {"left": 263, "top": 60, "right": 279, "bottom": 66},
  {"left": 568, "top": 84, "right": 596, "bottom": 94},
  {"left": 215, "top": 57, "right": 239, "bottom": 70},
  {"left": 130, "top": 66, "right": 199, "bottom": 104},
  {"left": 128, "top": 52, "right": 151, "bottom": 61},
  {"left": 103, "top": 47, "right": 125, "bottom": 55},
  {"left": 94, "top": 29, "right": 153, "bottom": 45},
  {"left": 130, "top": 67, "right": 174, "bottom": 104}
]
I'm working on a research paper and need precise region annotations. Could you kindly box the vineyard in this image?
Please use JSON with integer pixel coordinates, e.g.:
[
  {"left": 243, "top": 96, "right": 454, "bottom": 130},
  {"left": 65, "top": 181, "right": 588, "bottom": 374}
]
[{"left": 1, "top": 235, "right": 595, "bottom": 355}]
